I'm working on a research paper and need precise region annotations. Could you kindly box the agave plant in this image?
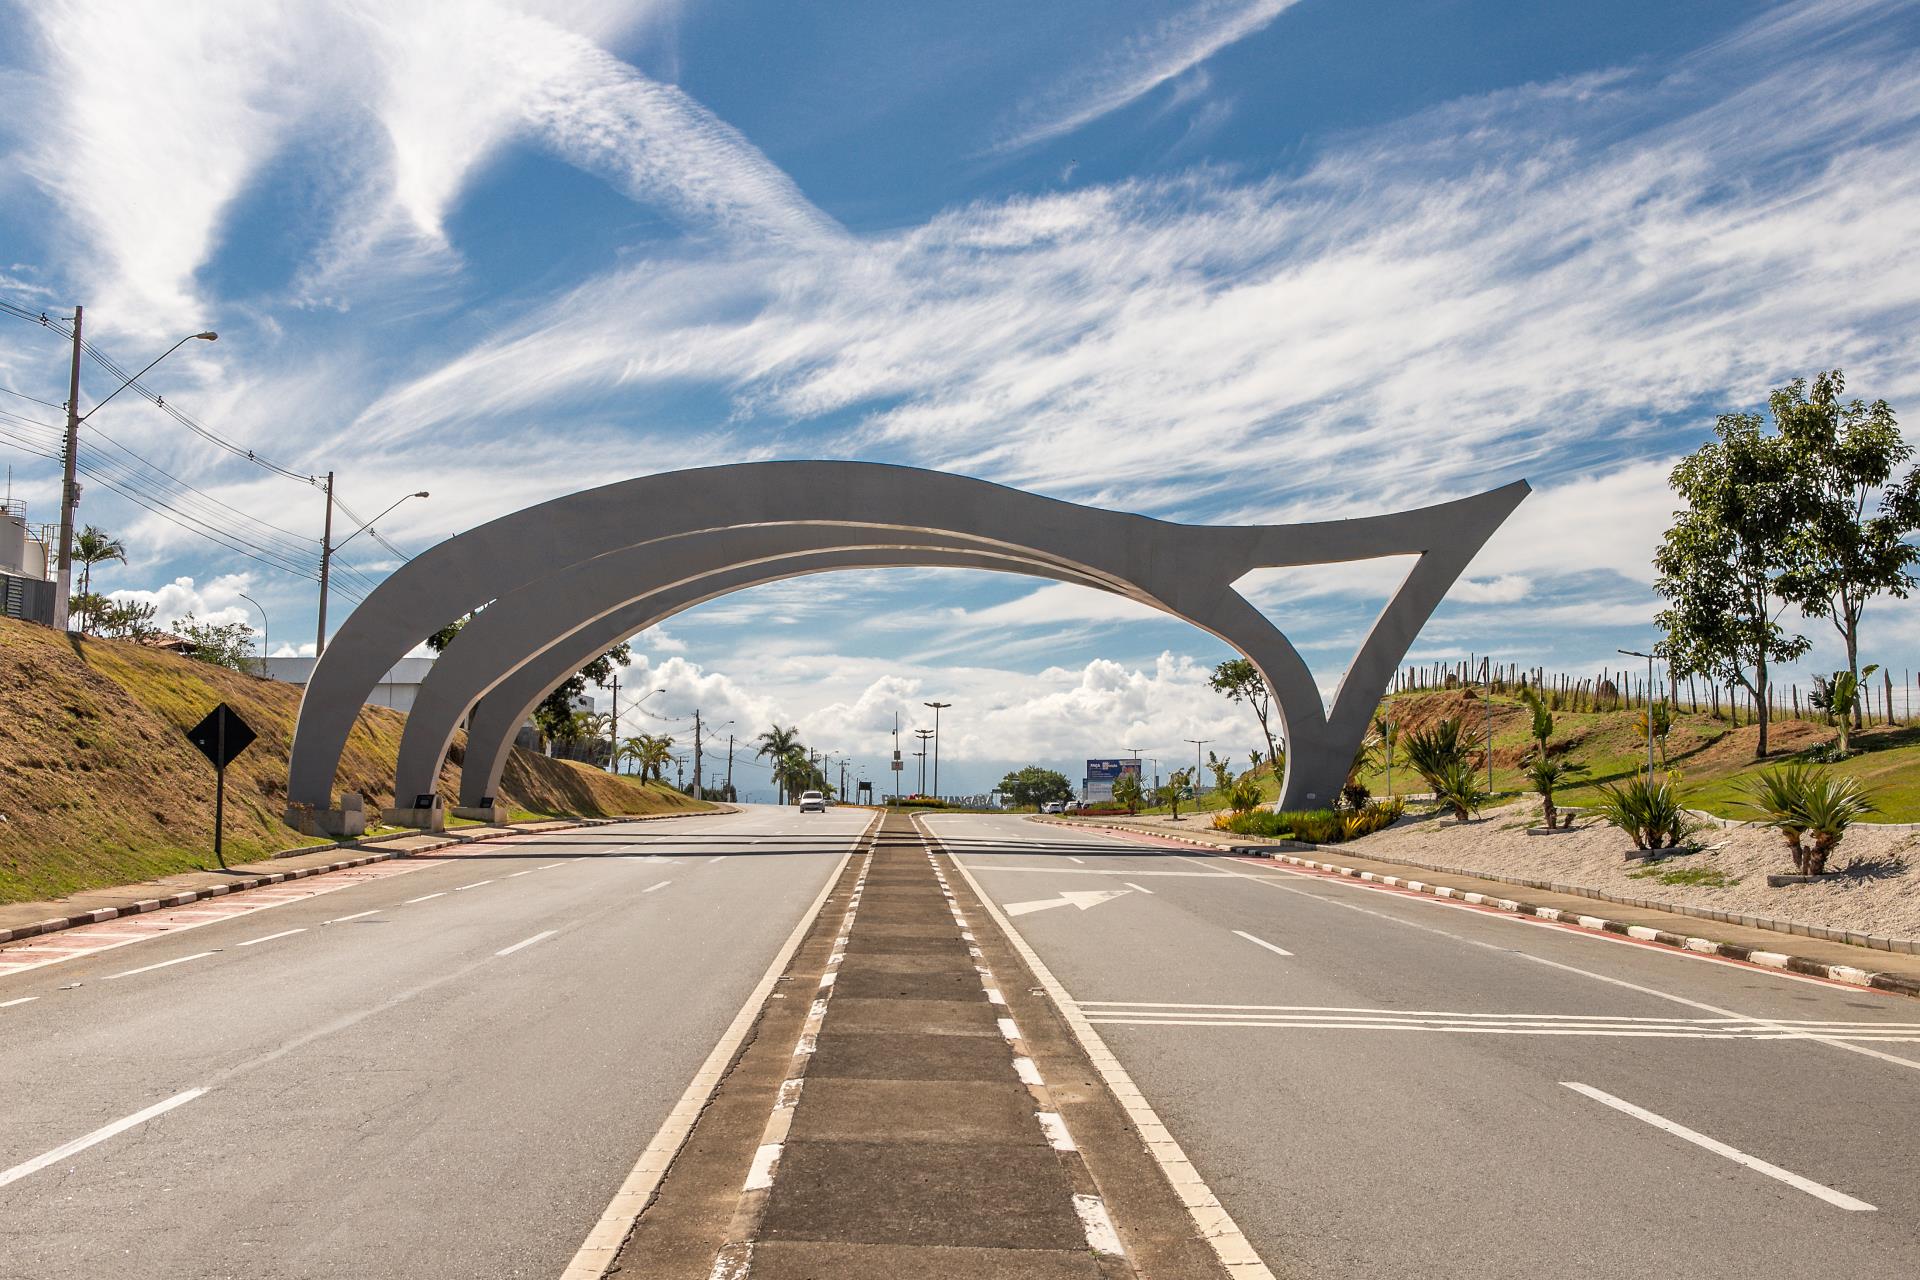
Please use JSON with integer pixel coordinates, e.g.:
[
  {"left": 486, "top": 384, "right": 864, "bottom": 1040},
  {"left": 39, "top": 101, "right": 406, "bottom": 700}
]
[
  {"left": 1592, "top": 775, "right": 1691, "bottom": 852},
  {"left": 1524, "top": 755, "right": 1588, "bottom": 829},
  {"left": 1402, "top": 718, "right": 1475, "bottom": 787},
  {"left": 1429, "top": 757, "right": 1488, "bottom": 822},
  {"left": 1738, "top": 764, "right": 1876, "bottom": 875}
]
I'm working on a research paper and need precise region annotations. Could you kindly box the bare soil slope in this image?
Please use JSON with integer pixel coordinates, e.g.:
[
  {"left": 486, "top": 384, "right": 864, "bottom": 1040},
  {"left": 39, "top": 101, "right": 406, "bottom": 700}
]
[{"left": 0, "top": 617, "right": 705, "bottom": 902}]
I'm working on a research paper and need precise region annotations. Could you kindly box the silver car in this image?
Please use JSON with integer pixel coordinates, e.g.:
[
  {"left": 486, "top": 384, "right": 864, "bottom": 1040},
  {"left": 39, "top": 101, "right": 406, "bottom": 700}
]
[{"left": 798, "top": 790, "right": 826, "bottom": 812}]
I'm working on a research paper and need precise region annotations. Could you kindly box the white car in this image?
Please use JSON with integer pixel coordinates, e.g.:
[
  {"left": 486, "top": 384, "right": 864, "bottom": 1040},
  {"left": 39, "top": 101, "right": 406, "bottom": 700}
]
[
  {"left": 798, "top": 790, "right": 827, "bottom": 812},
  {"left": 1039, "top": 800, "right": 1065, "bottom": 814}
]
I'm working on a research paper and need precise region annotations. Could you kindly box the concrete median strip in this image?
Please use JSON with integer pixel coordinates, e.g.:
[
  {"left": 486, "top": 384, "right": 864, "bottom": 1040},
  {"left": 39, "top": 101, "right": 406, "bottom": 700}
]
[{"left": 1048, "top": 819, "right": 1920, "bottom": 1001}]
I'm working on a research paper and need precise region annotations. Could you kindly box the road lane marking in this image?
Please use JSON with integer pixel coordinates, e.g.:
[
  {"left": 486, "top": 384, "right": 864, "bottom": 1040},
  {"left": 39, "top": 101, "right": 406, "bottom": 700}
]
[
  {"left": 950, "top": 861, "right": 1232, "bottom": 876},
  {"left": 1234, "top": 929, "right": 1293, "bottom": 957},
  {"left": 1072, "top": 1194, "right": 1125, "bottom": 1257},
  {"left": 508, "top": 869, "right": 536, "bottom": 878},
  {"left": 405, "top": 892, "right": 445, "bottom": 904},
  {"left": 496, "top": 930, "right": 558, "bottom": 957},
  {"left": 643, "top": 881, "right": 672, "bottom": 894},
  {"left": 562, "top": 823, "right": 869, "bottom": 1280},
  {"left": 1067, "top": 856, "right": 1086, "bottom": 864},
  {"left": 454, "top": 880, "right": 494, "bottom": 891},
  {"left": 1122, "top": 882, "right": 1155, "bottom": 894},
  {"left": 1004, "top": 889, "right": 1131, "bottom": 916},
  {"left": 1177, "top": 855, "right": 1920, "bottom": 1076},
  {"left": 1, "top": 996, "right": 37, "bottom": 1008},
  {"left": 325, "top": 909, "right": 380, "bottom": 924},
  {"left": 237, "top": 929, "right": 305, "bottom": 947},
  {"left": 105, "top": 951, "right": 216, "bottom": 980},
  {"left": 541, "top": 863, "right": 567, "bottom": 869},
  {"left": 708, "top": 856, "right": 726, "bottom": 864},
  {"left": 1560, "top": 1083, "right": 1875, "bottom": 1210},
  {"left": 0, "top": 1089, "right": 207, "bottom": 1189}
]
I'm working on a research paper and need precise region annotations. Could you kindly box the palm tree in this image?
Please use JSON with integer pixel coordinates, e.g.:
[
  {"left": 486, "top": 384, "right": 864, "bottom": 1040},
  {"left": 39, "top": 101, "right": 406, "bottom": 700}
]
[
  {"left": 773, "top": 748, "right": 814, "bottom": 805},
  {"left": 756, "top": 724, "right": 804, "bottom": 803},
  {"left": 71, "top": 525, "right": 126, "bottom": 633},
  {"left": 619, "top": 733, "right": 674, "bottom": 782}
]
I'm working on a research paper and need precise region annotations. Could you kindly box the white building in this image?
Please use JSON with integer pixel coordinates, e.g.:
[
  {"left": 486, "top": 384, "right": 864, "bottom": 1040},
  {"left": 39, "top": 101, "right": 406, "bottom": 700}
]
[{"left": 263, "top": 654, "right": 436, "bottom": 713}]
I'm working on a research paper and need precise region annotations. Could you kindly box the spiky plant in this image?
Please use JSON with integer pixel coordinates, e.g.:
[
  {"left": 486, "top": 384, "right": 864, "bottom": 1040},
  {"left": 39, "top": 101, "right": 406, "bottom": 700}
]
[
  {"left": 1524, "top": 756, "right": 1588, "bottom": 829},
  {"left": 1738, "top": 764, "right": 1876, "bottom": 874}
]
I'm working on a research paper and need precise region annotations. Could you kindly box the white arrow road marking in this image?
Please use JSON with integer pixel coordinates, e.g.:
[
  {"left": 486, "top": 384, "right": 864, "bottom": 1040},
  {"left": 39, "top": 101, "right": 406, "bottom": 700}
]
[
  {"left": 0, "top": 1089, "right": 206, "bottom": 1188},
  {"left": 1561, "top": 1083, "right": 1875, "bottom": 1210},
  {"left": 1004, "top": 889, "right": 1132, "bottom": 917}
]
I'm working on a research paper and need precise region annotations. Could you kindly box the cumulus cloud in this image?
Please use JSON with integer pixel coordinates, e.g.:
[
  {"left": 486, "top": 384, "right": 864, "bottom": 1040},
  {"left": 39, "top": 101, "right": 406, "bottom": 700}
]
[{"left": 107, "top": 573, "right": 258, "bottom": 632}]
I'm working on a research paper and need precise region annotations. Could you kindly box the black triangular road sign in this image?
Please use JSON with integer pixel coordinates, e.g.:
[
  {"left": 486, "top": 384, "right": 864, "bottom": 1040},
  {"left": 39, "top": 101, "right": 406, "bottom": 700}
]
[{"left": 186, "top": 703, "right": 257, "bottom": 770}]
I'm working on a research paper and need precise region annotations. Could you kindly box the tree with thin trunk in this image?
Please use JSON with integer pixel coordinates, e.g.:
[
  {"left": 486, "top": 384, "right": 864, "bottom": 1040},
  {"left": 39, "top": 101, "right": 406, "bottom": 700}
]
[
  {"left": 70, "top": 524, "right": 125, "bottom": 633},
  {"left": 1654, "top": 406, "right": 1809, "bottom": 757},
  {"left": 1209, "top": 659, "right": 1282, "bottom": 772},
  {"left": 756, "top": 724, "right": 804, "bottom": 804},
  {"left": 1773, "top": 371, "right": 1918, "bottom": 732}
]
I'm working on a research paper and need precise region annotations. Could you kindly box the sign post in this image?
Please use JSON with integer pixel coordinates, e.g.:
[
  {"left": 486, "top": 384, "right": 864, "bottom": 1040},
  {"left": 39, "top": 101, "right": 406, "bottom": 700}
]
[{"left": 185, "top": 703, "right": 257, "bottom": 870}]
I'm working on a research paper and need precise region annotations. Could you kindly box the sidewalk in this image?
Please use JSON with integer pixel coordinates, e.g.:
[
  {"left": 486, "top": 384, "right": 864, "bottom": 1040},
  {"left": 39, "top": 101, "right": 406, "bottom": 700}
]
[
  {"left": 0, "top": 814, "right": 671, "bottom": 947},
  {"left": 1043, "top": 815, "right": 1920, "bottom": 999}
]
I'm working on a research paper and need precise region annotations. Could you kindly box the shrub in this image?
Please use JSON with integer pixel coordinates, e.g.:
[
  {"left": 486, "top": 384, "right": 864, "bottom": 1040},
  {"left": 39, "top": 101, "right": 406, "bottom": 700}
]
[
  {"left": 1593, "top": 775, "right": 1692, "bottom": 851},
  {"left": 1429, "top": 757, "right": 1487, "bottom": 821},
  {"left": 1227, "top": 775, "right": 1264, "bottom": 813},
  {"left": 1402, "top": 717, "right": 1477, "bottom": 794},
  {"left": 1341, "top": 798, "right": 1404, "bottom": 840},
  {"left": 1523, "top": 756, "right": 1587, "bottom": 829},
  {"left": 1737, "top": 764, "right": 1876, "bottom": 875}
]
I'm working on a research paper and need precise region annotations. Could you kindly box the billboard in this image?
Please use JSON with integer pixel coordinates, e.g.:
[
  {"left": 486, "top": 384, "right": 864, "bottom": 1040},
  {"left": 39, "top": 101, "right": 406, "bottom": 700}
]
[{"left": 1084, "top": 758, "right": 1142, "bottom": 802}]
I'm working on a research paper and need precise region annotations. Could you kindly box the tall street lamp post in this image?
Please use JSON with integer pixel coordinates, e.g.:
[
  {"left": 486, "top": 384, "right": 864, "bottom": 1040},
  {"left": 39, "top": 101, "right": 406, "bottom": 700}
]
[
  {"left": 315, "top": 489, "right": 427, "bottom": 656},
  {"left": 54, "top": 314, "right": 217, "bottom": 629},
  {"left": 1185, "top": 737, "right": 1209, "bottom": 811},
  {"left": 923, "top": 700, "right": 951, "bottom": 799},
  {"left": 237, "top": 591, "right": 268, "bottom": 676},
  {"left": 1619, "top": 648, "right": 1659, "bottom": 784}
]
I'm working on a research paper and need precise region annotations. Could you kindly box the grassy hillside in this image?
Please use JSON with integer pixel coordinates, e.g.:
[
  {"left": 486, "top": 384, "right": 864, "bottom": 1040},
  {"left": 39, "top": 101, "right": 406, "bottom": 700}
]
[
  {"left": 1170, "top": 687, "right": 1920, "bottom": 823},
  {"left": 0, "top": 617, "right": 708, "bottom": 903}
]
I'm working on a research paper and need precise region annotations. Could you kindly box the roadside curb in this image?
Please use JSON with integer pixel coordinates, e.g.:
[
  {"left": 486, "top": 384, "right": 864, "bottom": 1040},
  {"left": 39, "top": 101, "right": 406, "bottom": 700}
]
[
  {"left": 1043, "top": 818, "right": 1920, "bottom": 1001},
  {"left": 0, "top": 808, "right": 706, "bottom": 948}
]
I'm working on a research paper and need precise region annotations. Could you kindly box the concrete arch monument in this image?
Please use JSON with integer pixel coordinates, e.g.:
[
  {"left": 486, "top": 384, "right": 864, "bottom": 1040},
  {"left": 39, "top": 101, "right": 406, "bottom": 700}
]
[{"left": 285, "top": 461, "right": 1527, "bottom": 828}]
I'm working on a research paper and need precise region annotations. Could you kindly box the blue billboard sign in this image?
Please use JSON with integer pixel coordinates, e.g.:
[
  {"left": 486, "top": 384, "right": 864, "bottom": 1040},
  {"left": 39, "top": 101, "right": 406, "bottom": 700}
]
[{"left": 1085, "top": 758, "right": 1141, "bottom": 782}]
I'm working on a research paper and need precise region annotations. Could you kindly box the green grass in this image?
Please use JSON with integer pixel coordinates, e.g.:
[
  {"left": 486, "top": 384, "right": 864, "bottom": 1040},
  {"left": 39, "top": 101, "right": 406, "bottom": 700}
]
[{"left": 1627, "top": 862, "right": 1741, "bottom": 888}]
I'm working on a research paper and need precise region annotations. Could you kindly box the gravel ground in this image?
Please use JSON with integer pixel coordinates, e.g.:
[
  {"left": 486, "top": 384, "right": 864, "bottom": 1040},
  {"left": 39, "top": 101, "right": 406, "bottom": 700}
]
[{"left": 1076, "top": 804, "right": 1920, "bottom": 943}]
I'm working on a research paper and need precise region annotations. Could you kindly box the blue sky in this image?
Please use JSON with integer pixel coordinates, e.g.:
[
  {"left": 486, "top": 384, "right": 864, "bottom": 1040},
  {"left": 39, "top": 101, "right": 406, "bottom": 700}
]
[{"left": 3, "top": 0, "right": 1920, "bottom": 800}]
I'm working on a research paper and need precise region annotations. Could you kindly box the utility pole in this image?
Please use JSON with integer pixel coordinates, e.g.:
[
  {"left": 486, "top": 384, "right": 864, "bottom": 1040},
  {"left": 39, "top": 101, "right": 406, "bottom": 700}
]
[
  {"left": 52, "top": 305, "right": 83, "bottom": 631},
  {"left": 1185, "top": 737, "right": 1209, "bottom": 803},
  {"left": 923, "top": 701, "right": 950, "bottom": 800},
  {"left": 692, "top": 709, "right": 703, "bottom": 798},
  {"left": 725, "top": 733, "right": 735, "bottom": 801},
  {"left": 607, "top": 673, "right": 620, "bottom": 772},
  {"left": 914, "top": 728, "right": 933, "bottom": 795},
  {"left": 839, "top": 756, "right": 848, "bottom": 802},
  {"left": 314, "top": 471, "right": 335, "bottom": 656}
]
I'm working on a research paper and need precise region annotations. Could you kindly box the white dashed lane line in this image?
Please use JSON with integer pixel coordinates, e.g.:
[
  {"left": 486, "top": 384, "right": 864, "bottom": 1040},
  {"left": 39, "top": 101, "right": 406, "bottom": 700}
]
[
  {"left": 1233, "top": 929, "right": 1293, "bottom": 958},
  {"left": 496, "top": 930, "right": 558, "bottom": 958},
  {"left": 325, "top": 909, "right": 381, "bottom": 925},
  {"left": 405, "top": 893, "right": 445, "bottom": 904},
  {"left": 104, "top": 952, "right": 216, "bottom": 981},
  {"left": 1561, "top": 1082, "right": 1875, "bottom": 1211},
  {"left": 643, "top": 881, "right": 672, "bottom": 894},
  {"left": 237, "top": 929, "right": 304, "bottom": 947},
  {"left": 1, "top": 996, "right": 38, "bottom": 1008},
  {"left": 454, "top": 880, "right": 494, "bottom": 892},
  {"left": 0, "top": 1089, "right": 207, "bottom": 1190}
]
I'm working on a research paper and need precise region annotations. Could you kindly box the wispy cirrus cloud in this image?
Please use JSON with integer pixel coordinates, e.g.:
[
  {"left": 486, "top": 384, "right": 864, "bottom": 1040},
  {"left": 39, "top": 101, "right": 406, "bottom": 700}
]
[{"left": 991, "top": 0, "right": 1300, "bottom": 151}]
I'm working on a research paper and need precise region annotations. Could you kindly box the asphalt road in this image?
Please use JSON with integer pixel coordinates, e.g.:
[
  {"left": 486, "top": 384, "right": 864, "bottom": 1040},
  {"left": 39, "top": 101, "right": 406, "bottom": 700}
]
[
  {"left": 0, "top": 805, "right": 867, "bottom": 1280},
  {"left": 925, "top": 813, "right": 1920, "bottom": 1280}
]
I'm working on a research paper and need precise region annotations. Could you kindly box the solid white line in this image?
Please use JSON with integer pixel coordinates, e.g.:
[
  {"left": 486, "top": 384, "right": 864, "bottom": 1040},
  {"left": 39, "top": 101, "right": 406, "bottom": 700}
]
[
  {"left": 496, "top": 930, "right": 558, "bottom": 957},
  {"left": 1233, "top": 929, "right": 1293, "bottom": 957},
  {"left": 326, "top": 909, "right": 380, "bottom": 924},
  {"left": 1561, "top": 1083, "right": 1875, "bottom": 1210},
  {"left": 0, "top": 1089, "right": 207, "bottom": 1189},
  {"left": 643, "top": 881, "right": 672, "bottom": 894},
  {"left": 454, "top": 880, "right": 493, "bottom": 891},
  {"left": 237, "top": 929, "right": 305, "bottom": 947},
  {"left": 948, "top": 861, "right": 1231, "bottom": 877},
  {"left": 1122, "top": 881, "right": 1155, "bottom": 894},
  {"left": 0, "top": 996, "right": 38, "bottom": 1008},
  {"left": 405, "top": 892, "right": 445, "bottom": 904},
  {"left": 1179, "top": 856, "right": 1920, "bottom": 1076},
  {"left": 105, "top": 951, "right": 215, "bottom": 980}
]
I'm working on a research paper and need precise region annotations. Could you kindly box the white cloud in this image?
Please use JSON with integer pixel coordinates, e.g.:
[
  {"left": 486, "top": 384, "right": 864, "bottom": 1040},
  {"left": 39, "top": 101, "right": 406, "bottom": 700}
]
[
  {"left": 993, "top": 0, "right": 1299, "bottom": 151},
  {"left": 1447, "top": 575, "right": 1534, "bottom": 605},
  {"left": 108, "top": 572, "right": 258, "bottom": 632}
]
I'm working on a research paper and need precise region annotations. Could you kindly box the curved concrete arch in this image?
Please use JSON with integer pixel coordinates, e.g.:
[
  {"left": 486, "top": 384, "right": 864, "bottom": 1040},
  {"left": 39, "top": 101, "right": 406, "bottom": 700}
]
[
  {"left": 395, "top": 524, "right": 1130, "bottom": 805},
  {"left": 288, "top": 461, "right": 1527, "bottom": 817},
  {"left": 453, "top": 546, "right": 1131, "bottom": 810}
]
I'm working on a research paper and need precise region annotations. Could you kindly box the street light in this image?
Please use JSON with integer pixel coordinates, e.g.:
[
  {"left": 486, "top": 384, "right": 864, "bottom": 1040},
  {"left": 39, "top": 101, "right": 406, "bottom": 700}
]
[
  {"left": 1620, "top": 648, "right": 1659, "bottom": 784},
  {"left": 923, "top": 701, "right": 951, "bottom": 799},
  {"left": 237, "top": 591, "right": 268, "bottom": 677},
  {"left": 53, "top": 316, "right": 217, "bottom": 630},
  {"left": 1184, "top": 737, "right": 1210, "bottom": 814},
  {"left": 315, "top": 489, "right": 428, "bottom": 655},
  {"left": 914, "top": 728, "right": 934, "bottom": 796}
]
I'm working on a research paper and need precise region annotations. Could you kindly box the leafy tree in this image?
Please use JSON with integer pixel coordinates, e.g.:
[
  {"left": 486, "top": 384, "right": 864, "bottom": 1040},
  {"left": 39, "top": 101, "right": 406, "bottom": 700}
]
[
  {"left": 774, "top": 748, "right": 820, "bottom": 803},
  {"left": 1209, "top": 658, "right": 1282, "bottom": 771},
  {"left": 1157, "top": 768, "right": 1192, "bottom": 820},
  {"left": 177, "top": 615, "right": 258, "bottom": 672},
  {"left": 1654, "top": 407, "right": 1808, "bottom": 757},
  {"left": 998, "top": 765, "right": 1072, "bottom": 809},
  {"left": 1772, "top": 372, "right": 1917, "bottom": 730},
  {"left": 1111, "top": 770, "right": 1144, "bottom": 815},
  {"left": 90, "top": 599, "right": 157, "bottom": 640},
  {"left": 71, "top": 525, "right": 125, "bottom": 633},
  {"left": 1205, "top": 751, "right": 1234, "bottom": 800},
  {"left": 756, "top": 724, "right": 804, "bottom": 803}
]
